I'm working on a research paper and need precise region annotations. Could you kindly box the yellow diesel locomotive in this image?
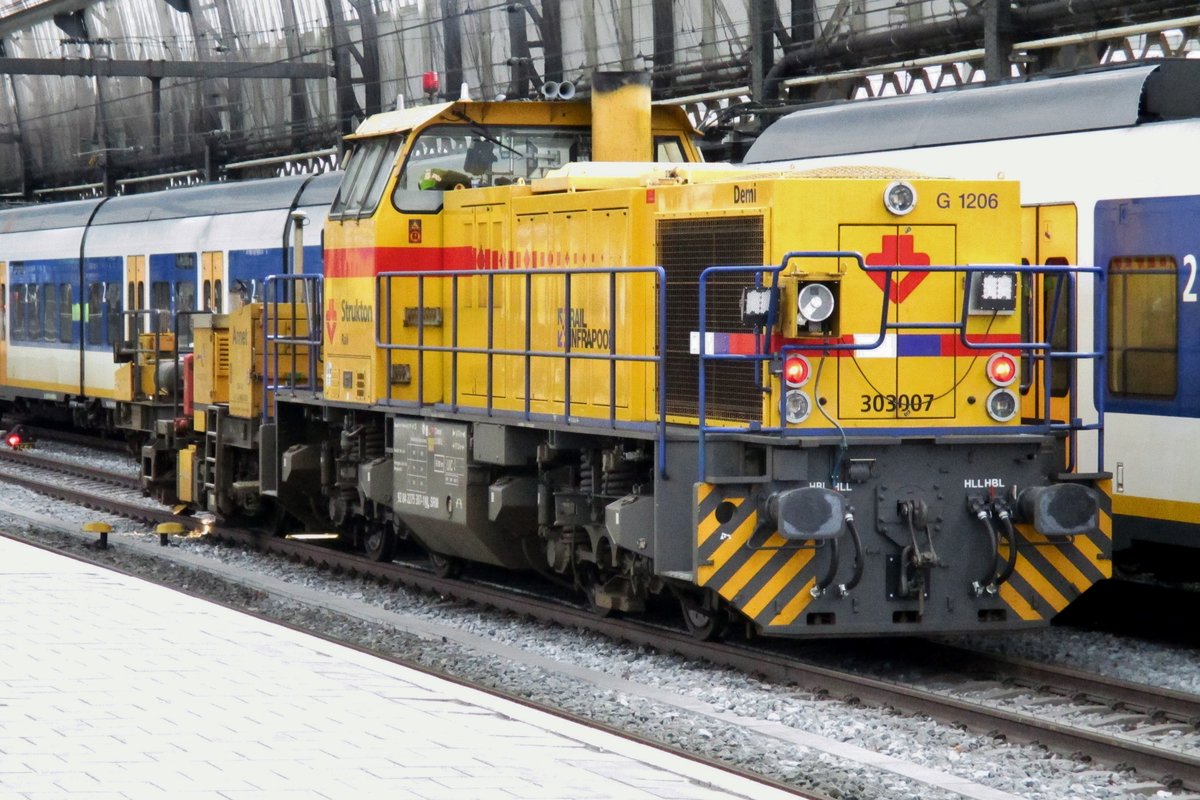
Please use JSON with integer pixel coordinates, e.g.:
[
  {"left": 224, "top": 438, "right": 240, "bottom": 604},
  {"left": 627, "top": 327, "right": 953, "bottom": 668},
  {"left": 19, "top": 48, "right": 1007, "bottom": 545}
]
[{"left": 158, "top": 73, "right": 1108, "bottom": 638}]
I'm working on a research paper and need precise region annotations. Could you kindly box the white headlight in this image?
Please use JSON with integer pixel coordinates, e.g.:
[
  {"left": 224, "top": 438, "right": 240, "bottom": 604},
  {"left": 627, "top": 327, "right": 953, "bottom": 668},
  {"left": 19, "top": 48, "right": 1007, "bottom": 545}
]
[
  {"left": 785, "top": 390, "right": 811, "bottom": 424},
  {"left": 986, "top": 388, "right": 1018, "bottom": 422},
  {"left": 884, "top": 181, "right": 917, "bottom": 216},
  {"left": 797, "top": 283, "right": 834, "bottom": 323}
]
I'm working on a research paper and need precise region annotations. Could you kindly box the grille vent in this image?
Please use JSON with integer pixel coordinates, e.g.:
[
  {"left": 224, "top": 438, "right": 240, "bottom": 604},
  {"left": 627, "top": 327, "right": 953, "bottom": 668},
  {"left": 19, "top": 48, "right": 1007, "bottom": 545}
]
[{"left": 659, "top": 216, "right": 765, "bottom": 422}]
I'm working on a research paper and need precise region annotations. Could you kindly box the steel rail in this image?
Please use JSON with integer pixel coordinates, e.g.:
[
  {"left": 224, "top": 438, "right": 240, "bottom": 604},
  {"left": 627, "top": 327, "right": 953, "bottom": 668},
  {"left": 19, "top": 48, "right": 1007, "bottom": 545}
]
[
  {"left": 0, "top": 462, "right": 175, "bottom": 526},
  {"left": 0, "top": 447, "right": 141, "bottom": 490}
]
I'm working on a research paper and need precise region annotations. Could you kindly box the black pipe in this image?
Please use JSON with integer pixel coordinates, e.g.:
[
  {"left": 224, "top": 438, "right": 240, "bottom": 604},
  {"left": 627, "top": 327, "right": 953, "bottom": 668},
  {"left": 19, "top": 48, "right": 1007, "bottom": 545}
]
[
  {"left": 814, "top": 537, "right": 840, "bottom": 596},
  {"left": 971, "top": 500, "right": 999, "bottom": 594},
  {"left": 995, "top": 511, "right": 1020, "bottom": 587},
  {"left": 838, "top": 513, "right": 864, "bottom": 596}
]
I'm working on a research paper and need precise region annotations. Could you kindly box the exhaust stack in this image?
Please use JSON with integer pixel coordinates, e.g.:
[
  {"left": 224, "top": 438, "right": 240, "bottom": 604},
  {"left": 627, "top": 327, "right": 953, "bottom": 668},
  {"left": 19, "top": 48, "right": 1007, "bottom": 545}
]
[{"left": 591, "top": 71, "right": 652, "bottom": 163}]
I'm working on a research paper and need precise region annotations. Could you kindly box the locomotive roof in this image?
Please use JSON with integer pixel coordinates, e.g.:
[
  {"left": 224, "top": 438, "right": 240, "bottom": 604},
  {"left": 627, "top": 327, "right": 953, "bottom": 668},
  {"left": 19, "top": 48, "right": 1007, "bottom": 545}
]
[
  {"left": 347, "top": 98, "right": 698, "bottom": 140},
  {"left": 0, "top": 173, "right": 342, "bottom": 233},
  {"left": 745, "top": 60, "right": 1200, "bottom": 162},
  {"left": 90, "top": 173, "right": 342, "bottom": 225}
]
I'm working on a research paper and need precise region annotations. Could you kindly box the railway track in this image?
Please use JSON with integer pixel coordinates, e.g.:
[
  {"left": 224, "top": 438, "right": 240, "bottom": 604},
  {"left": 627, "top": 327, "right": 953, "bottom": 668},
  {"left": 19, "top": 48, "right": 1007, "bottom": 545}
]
[
  {"left": 198, "top": 526, "right": 1200, "bottom": 792},
  {"left": 0, "top": 446, "right": 174, "bottom": 525},
  {"left": 1, "top": 456, "right": 1198, "bottom": 793}
]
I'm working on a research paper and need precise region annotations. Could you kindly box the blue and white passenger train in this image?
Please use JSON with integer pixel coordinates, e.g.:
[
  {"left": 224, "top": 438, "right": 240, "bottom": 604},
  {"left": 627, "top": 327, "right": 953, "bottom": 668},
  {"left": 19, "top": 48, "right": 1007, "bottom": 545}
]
[
  {"left": 0, "top": 174, "right": 339, "bottom": 427},
  {"left": 744, "top": 59, "right": 1200, "bottom": 559}
]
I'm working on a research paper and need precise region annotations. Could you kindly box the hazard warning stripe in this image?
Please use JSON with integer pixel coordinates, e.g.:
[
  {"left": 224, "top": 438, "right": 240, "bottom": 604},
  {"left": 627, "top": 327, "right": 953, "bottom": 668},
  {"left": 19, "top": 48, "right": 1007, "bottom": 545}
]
[
  {"left": 741, "top": 548, "right": 817, "bottom": 621},
  {"left": 769, "top": 577, "right": 819, "bottom": 627},
  {"left": 1011, "top": 553, "right": 1071, "bottom": 615},
  {"left": 697, "top": 511, "right": 758, "bottom": 587},
  {"left": 998, "top": 577, "right": 1043, "bottom": 622},
  {"left": 714, "top": 530, "right": 789, "bottom": 605}
]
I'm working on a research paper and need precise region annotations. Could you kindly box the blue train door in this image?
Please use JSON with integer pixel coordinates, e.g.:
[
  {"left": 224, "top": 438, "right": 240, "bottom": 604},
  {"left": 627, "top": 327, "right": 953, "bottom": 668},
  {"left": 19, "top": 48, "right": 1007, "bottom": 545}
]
[{"left": 1096, "top": 196, "right": 1200, "bottom": 548}]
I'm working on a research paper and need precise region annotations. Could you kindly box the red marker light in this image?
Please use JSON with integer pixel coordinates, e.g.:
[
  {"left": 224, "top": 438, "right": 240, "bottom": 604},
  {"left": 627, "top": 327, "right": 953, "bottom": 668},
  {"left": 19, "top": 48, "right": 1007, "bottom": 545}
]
[
  {"left": 6, "top": 432, "right": 21, "bottom": 448},
  {"left": 783, "top": 355, "right": 811, "bottom": 387},
  {"left": 422, "top": 71, "right": 440, "bottom": 95},
  {"left": 986, "top": 353, "right": 1017, "bottom": 387}
]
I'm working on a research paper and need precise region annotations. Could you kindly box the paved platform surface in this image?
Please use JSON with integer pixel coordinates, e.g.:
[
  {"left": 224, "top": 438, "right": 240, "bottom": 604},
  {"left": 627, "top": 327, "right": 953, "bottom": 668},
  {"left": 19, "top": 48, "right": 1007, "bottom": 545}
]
[{"left": 0, "top": 535, "right": 801, "bottom": 800}]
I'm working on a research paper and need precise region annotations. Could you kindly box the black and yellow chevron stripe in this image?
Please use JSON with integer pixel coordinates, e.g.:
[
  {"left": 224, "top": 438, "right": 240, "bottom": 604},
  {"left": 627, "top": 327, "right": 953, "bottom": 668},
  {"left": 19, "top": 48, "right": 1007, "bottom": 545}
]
[
  {"left": 694, "top": 483, "right": 821, "bottom": 630},
  {"left": 1001, "top": 478, "right": 1112, "bottom": 621}
]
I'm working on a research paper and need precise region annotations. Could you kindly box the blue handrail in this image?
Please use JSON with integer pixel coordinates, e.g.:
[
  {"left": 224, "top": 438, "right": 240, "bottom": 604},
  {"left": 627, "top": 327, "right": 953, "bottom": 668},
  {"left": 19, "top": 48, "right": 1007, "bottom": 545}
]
[
  {"left": 375, "top": 266, "right": 670, "bottom": 477},
  {"left": 697, "top": 252, "right": 1106, "bottom": 481},
  {"left": 262, "top": 274, "right": 324, "bottom": 423}
]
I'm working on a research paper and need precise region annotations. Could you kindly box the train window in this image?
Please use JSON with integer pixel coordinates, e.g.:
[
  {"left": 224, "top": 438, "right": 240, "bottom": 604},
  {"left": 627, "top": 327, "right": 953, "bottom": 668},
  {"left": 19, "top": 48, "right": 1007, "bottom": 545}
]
[
  {"left": 655, "top": 136, "right": 687, "bottom": 163},
  {"left": 105, "top": 283, "right": 121, "bottom": 346},
  {"left": 42, "top": 284, "right": 57, "bottom": 342},
  {"left": 11, "top": 285, "right": 23, "bottom": 341},
  {"left": 393, "top": 125, "right": 592, "bottom": 213},
  {"left": 213, "top": 279, "right": 222, "bottom": 312},
  {"left": 1108, "top": 255, "right": 1177, "bottom": 398},
  {"left": 28, "top": 284, "right": 41, "bottom": 340},
  {"left": 177, "top": 281, "right": 195, "bottom": 346},
  {"left": 150, "top": 280, "right": 170, "bottom": 333},
  {"left": 331, "top": 135, "right": 403, "bottom": 218},
  {"left": 58, "top": 283, "right": 72, "bottom": 343},
  {"left": 87, "top": 283, "right": 103, "bottom": 344}
]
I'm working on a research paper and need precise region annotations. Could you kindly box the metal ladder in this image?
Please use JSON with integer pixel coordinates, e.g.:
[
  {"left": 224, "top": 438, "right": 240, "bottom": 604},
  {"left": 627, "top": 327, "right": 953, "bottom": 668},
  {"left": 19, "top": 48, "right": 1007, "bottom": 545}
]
[{"left": 201, "top": 406, "right": 221, "bottom": 510}]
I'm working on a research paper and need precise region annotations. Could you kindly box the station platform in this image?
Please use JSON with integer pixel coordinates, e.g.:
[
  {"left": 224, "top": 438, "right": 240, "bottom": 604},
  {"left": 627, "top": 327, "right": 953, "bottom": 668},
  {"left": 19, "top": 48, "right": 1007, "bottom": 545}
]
[{"left": 0, "top": 535, "right": 800, "bottom": 800}]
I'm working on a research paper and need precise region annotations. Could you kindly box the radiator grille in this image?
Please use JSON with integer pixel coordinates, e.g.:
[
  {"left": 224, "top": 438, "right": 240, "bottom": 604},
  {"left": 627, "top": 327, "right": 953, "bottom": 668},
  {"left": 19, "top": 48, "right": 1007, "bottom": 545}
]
[{"left": 660, "top": 216, "right": 765, "bottom": 422}]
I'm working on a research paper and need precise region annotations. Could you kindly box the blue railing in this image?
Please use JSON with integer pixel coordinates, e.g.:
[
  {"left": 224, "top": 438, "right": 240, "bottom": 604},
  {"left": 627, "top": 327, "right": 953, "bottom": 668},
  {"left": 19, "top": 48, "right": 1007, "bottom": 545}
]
[
  {"left": 697, "top": 252, "right": 1106, "bottom": 480},
  {"left": 375, "top": 266, "right": 670, "bottom": 477},
  {"left": 262, "top": 274, "right": 324, "bottom": 422}
]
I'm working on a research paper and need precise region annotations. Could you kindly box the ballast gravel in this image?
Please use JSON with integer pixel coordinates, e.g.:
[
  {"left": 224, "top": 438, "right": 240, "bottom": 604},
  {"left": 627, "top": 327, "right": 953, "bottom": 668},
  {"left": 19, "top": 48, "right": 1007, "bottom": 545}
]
[{"left": 1, "top": 463, "right": 1197, "bottom": 800}]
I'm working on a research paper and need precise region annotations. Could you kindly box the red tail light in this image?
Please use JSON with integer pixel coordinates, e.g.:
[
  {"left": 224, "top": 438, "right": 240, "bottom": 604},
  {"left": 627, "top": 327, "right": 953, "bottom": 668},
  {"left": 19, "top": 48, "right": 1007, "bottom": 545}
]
[
  {"left": 986, "top": 353, "right": 1017, "bottom": 387},
  {"left": 783, "top": 355, "right": 811, "bottom": 387},
  {"left": 6, "top": 432, "right": 21, "bottom": 448}
]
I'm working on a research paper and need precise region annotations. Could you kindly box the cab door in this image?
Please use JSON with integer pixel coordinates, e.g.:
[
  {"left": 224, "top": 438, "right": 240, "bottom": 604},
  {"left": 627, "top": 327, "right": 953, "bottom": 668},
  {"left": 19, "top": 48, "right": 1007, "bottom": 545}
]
[
  {"left": 202, "top": 251, "right": 224, "bottom": 312},
  {"left": 1019, "top": 204, "right": 1076, "bottom": 423},
  {"left": 125, "top": 255, "right": 146, "bottom": 342}
]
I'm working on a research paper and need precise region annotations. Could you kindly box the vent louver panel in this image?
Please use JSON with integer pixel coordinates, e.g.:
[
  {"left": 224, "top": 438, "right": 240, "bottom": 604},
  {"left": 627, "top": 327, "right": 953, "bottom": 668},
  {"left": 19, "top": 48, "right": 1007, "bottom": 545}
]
[{"left": 659, "top": 216, "right": 765, "bottom": 422}]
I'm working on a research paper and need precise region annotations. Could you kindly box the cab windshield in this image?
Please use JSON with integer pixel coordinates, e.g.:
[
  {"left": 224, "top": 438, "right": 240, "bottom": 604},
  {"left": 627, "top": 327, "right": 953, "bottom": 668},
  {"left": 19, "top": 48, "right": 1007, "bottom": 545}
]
[
  {"left": 330, "top": 134, "right": 405, "bottom": 218},
  {"left": 393, "top": 124, "right": 589, "bottom": 212}
]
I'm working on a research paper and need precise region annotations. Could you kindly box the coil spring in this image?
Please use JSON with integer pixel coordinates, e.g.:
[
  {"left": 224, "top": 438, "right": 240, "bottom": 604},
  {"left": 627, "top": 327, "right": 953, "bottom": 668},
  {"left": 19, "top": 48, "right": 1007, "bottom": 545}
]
[
  {"left": 362, "top": 426, "right": 384, "bottom": 460},
  {"left": 579, "top": 451, "right": 635, "bottom": 497},
  {"left": 579, "top": 452, "right": 594, "bottom": 495}
]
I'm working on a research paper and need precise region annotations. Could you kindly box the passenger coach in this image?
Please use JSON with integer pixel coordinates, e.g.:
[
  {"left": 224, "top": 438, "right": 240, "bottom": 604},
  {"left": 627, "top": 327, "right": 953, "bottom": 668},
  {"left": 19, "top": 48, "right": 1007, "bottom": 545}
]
[{"left": 0, "top": 174, "right": 339, "bottom": 430}]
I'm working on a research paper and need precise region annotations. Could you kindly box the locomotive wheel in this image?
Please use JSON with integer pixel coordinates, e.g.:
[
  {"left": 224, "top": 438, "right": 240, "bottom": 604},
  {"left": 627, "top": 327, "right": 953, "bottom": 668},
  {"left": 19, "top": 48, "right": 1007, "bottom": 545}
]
[
  {"left": 574, "top": 563, "right": 614, "bottom": 617},
  {"left": 584, "top": 580, "right": 615, "bottom": 618},
  {"left": 363, "top": 524, "right": 396, "bottom": 562},
  {"left": 429, "top": 551, "right": 464, "bottom": 578},
  {"left": 678, "top": 594, "right": 727, "bottom": 641}
]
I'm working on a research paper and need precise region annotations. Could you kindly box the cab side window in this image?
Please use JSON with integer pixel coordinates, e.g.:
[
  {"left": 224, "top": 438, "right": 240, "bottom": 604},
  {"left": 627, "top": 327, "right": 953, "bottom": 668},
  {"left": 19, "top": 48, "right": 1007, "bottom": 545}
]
[{"left": 330, "top": 135, "right": 403, "bottom": 219}]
